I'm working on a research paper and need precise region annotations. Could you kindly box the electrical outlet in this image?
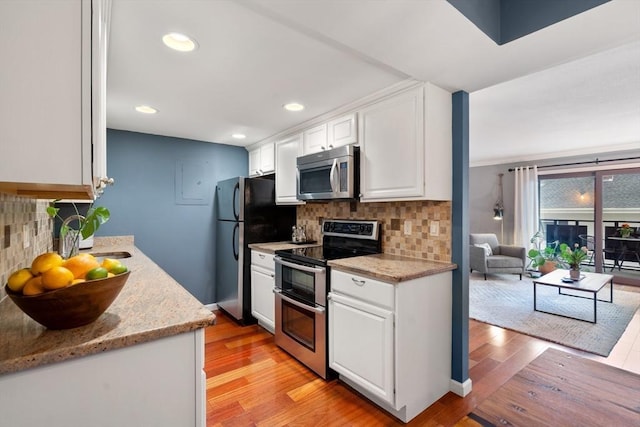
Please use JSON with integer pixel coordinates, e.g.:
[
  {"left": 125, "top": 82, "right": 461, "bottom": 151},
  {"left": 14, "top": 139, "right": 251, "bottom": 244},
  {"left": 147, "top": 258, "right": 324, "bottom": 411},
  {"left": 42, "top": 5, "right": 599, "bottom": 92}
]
[
  {"left": 23, "top": 224, "right": 30, "bottom": 248},
  {"left": 430, "top": 220, "right": 440, "bottom": 236},
  {"left": 404, "top": 220, "right": 412, "bottom": 235}
]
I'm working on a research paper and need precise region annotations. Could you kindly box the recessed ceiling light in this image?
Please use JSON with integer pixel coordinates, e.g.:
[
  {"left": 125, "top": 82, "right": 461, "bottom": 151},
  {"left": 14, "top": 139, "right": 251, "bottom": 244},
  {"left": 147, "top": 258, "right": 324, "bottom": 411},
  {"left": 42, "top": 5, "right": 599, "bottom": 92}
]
[
  {"left": 232, "top": 133, "right": 246, "bottom": 140},
  {"left": 162, "top": 32, "right": 198, "bottom": 52},
  {"left": 283, "top": 102, "right": 304, "bottom": 112},
  {"left": 135, "top": 105, "right": 158, "bottom": 114}
]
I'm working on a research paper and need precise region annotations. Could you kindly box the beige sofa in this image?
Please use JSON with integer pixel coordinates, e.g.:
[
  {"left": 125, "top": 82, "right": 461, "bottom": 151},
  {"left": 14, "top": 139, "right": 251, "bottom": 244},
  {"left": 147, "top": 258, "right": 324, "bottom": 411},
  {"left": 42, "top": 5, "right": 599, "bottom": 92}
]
[{"left": 469, "top": 233, "right": 526, "bottom": 280}]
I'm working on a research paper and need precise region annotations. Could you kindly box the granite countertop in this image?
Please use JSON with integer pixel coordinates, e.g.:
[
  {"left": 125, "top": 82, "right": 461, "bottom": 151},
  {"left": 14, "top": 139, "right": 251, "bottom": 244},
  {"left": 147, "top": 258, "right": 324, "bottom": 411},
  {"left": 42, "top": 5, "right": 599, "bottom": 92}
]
[
  {"left": 328, "top": 253, "right": 457, "bottom": 283},
  {"left": 0, "top": 236, "right": 215, "bottom": 375},
  {"left": 248, "top": 241, "right": 321, "bottom": 254}
]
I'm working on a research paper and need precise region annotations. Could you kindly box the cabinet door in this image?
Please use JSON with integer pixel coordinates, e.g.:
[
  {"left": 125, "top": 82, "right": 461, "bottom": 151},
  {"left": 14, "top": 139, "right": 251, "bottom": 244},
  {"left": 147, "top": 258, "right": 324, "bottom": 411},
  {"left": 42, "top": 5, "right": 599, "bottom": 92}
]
[
  {"left": 328, "top": 113, "right": 357, "bottom": 148},
  {"left": 248, "top": 148, "right": 261, "bottom": 177},
  {"left": 329, "top": 292, "right": 394, "bottom": 405},
  {"left": 359, "top": 87, "right": 424, "bottom": 201},
  {"left": 92, "top": 0, "right": 110, "bottom": 197},
  {"left": 0, "top": 0, "right": 85, "bottom": 186},
  {"left": 275, "top": 134, "right": 303, "bottom": 205},
  {"left": 259, "top": 142, "right": 275, "bottom": 174},
  {"left": 302, "top": 124, "right": 328, "bottom": 154},
  {"left": 251, "top": 265, "right": 275, "bottom": 332}
]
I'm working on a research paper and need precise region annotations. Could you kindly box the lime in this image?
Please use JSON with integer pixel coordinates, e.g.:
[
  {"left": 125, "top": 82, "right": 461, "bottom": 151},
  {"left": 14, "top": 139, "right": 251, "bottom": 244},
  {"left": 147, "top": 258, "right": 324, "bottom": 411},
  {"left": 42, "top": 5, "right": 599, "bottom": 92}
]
[
  {"left": 85, "top": 267, "right": 109, "bottom": 280},
  {"left": 109, "top": 264, "right": 128, "bottom": 275}
]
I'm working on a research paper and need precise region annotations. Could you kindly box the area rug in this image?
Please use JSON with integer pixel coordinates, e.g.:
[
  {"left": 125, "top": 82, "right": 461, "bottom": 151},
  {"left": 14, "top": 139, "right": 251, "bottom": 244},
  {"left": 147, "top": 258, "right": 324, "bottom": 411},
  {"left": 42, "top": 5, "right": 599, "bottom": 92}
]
[{"left": 469, "top": 274, "right": 640, "bottom": 356}]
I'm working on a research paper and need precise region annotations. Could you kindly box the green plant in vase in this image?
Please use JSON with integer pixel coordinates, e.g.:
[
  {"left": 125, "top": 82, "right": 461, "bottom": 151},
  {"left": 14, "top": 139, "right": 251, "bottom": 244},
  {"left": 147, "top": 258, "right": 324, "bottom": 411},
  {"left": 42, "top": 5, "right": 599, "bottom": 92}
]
[
  {"left": 527, "top": 231, "right": 559, "bottom": 275},
  {"left": 558, "top": 243, "right": 589, "bottom": 280},
  {"left": 47, "top": 201, "right": 110, "bottom": 259}
]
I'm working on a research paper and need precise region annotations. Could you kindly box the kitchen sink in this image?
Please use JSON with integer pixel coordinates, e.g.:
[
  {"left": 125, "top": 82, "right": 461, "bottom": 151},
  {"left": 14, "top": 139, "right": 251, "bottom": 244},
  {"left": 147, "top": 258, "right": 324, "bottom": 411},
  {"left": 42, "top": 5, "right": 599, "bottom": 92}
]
[{"left": 90, "top": 251, "right": 132, "bottom": 259}]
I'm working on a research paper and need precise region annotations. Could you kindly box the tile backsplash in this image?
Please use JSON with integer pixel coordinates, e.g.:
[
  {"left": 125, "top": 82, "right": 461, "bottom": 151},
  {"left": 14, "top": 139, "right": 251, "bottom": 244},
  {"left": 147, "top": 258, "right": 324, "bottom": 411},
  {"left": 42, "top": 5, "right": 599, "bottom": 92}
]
[
  {"left": 0, "top": 193, "right": 53, "bottom": 298},
  {"left": 297, "top": 200, "right": 451, "bottom": 262}
]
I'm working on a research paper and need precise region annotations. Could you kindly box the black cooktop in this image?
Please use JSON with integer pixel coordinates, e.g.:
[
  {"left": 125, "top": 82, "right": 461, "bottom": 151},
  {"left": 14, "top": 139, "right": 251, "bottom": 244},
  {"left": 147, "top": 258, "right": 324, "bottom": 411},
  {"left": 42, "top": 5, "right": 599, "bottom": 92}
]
[{"left": 275, "top": 219, "right": 381, "bottom": 266}]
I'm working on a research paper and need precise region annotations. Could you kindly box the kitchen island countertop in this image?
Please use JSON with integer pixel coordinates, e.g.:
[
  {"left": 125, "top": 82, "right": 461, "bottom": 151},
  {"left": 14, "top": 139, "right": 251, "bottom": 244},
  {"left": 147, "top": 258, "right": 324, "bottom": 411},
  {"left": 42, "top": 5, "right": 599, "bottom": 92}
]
[
  {"left": 329, "top": 253, "right": 457, "bottom": 283},
  {"left": 0, "top": 236, "right": 215, "bottom": 375}
]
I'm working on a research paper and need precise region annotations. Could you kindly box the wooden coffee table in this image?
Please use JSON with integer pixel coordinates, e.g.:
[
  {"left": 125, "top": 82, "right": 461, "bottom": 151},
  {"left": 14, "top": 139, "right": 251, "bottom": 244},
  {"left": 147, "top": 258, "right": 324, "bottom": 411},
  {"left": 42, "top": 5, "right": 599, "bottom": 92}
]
[{"left": 532, "top": 269, "right": 613, "bottom": 323}]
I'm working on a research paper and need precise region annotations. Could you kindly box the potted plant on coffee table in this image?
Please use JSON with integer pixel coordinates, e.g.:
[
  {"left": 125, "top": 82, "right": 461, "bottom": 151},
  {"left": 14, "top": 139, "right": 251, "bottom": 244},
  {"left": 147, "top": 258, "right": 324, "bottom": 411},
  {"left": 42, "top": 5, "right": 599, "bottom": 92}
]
[
  {"left": 527, "top": 231, "right": 559, "bottom": 276},
  {"left": 558, "top": 243, "right": 589, "bottom": 280}
]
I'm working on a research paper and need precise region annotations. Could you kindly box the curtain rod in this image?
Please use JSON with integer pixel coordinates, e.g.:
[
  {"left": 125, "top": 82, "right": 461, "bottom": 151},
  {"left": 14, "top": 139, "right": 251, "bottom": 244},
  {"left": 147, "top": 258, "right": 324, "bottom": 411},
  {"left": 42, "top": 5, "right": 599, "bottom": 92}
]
[{"left": 507, "top": 156, "right": 640, "bottom": 172}]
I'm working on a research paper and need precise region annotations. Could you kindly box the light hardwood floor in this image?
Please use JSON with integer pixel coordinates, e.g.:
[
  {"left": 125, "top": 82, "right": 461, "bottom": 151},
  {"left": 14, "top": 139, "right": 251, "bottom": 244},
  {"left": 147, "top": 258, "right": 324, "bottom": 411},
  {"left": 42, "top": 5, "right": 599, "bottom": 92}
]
[{"left": 205, "top": 284, "right": 640, "bottom": 426}]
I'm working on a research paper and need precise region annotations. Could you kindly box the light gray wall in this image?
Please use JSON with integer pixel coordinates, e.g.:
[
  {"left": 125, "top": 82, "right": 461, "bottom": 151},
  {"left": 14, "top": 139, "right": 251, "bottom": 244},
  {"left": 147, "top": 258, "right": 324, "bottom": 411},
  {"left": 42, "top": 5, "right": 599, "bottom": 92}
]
[{"left": 469, "top": 149, "right": 640, "bottom": 246}]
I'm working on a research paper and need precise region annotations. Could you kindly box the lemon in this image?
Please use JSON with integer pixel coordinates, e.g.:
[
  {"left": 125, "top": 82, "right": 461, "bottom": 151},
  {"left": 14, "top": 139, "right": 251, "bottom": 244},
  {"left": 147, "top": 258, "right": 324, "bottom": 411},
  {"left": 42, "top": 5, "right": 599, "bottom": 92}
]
[
  {"left": 22, "top": 276, "right": 46, "bottom": 296},
  {"left": 31, "top": 252, "right": 64, "bottom": 275},
  {"left": 85, "top": 267, "right": 109, "bottom": 280},
  {"left": 64, "top": 253, "right": 100, "bottom": 279},
  {"left": 101, "top": 258, "right": 122, "bottom": 271},
  {"left": 41, "top": 266, "right": 74, "bottom": 290},
  {"left": 71, "top": 278, "right": 86, "bottom": 285},
  {"left": 7, "top": 268, "right": 34, "bottom": 293}
]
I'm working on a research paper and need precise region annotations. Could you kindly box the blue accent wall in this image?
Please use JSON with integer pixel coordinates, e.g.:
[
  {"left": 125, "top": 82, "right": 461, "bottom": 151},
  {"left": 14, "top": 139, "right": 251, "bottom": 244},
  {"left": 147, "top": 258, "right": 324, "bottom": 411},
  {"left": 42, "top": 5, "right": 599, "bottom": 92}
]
[
  {"left": 451, "top": 91, "right": 470, "bottom": 385},
  {"left": 448, "top": 0, "right": 610, "bottom": 45},
  {"left": 96, "top": 129, "right": 247, "bottom": 304}
]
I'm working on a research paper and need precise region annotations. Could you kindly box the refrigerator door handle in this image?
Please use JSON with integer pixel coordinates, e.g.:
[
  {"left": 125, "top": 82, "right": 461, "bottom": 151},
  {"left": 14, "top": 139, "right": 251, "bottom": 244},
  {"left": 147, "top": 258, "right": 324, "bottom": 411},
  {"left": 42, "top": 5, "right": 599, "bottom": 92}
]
[
  {"left": 232, "top": 223, "right": 239, "bottom": 260},
  {"left": 232, "top": 181, "right": 240, "bottom": 220}
]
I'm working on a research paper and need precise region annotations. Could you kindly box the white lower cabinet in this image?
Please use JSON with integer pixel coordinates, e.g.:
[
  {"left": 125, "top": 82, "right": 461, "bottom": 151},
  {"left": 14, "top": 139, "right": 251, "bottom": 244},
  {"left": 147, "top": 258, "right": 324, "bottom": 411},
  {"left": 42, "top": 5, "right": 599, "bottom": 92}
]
[
  {"left": 329, "top": 291, "right": 394, "bottom": 404},
  {"left": 329, "top": 269, "right": 452, "bottom": 423},
  {"left": 250, "top": 250, "right": 275, "bottom": 332},
  {"left": 0, "top": 330, "right": 206, "bottom": 427}
]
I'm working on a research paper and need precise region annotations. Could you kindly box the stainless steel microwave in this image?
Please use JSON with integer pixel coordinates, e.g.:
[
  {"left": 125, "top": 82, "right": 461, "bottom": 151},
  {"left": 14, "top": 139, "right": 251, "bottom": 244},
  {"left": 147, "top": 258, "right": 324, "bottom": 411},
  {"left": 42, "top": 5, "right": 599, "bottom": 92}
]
[{"left": 296, "top": 145, "right": 359, "bottom": 201}]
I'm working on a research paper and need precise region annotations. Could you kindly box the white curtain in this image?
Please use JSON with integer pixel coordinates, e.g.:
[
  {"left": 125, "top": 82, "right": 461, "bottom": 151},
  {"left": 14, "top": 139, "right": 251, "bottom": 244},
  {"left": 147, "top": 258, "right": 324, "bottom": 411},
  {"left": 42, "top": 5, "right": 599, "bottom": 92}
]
[{"left": 513, "top": 166, "right": 539, "bottom": 250}]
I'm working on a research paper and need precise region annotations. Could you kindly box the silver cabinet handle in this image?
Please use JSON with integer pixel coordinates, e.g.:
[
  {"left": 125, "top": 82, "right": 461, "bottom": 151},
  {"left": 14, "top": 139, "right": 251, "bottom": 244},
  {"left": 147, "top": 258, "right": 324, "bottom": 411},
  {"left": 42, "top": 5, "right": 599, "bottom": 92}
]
[
  {"left": 258, "top": 253, "right": 265, "bottom": 259},
  {"left": 274, "top": 289, "right": 325, "bottom": 314},
  {"left": 328, "top": 144, "right": 334, "bottom": 149},
  {"left": 320, "top": 146, "right": 326, "bottom": 150},
  {"left": 351, "top": 277, "right": 366, "bottom": 286}
]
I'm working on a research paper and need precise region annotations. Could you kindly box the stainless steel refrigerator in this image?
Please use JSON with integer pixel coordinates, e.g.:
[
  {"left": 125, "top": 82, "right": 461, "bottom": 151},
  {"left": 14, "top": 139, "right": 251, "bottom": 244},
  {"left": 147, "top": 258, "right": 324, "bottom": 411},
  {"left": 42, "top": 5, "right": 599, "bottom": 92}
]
[{"left": 215, "top": 176, "right": 296, "bottom": 323}]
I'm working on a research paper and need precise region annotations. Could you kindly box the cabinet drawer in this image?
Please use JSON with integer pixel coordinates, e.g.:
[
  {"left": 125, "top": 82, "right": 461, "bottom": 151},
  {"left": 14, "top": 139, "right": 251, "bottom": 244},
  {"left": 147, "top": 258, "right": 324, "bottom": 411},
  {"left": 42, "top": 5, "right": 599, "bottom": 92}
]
[
  {"left": 331, "top": 270, "right": 394, "bottom": 309},
  {"left": 251, "top": 251, "right": 274, "bottom": 271}
]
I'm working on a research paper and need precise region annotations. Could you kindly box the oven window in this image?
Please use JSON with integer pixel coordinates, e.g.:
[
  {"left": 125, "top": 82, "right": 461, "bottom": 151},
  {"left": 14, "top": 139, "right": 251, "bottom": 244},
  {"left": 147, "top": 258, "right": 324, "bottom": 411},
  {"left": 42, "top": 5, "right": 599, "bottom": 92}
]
[
  {"left": 282, "top": 299, "right": 316, "bottom": 351},
  {"left": 281, "top": 266, "right": 315, "bottom": 302},
  {"left": 300, "top": 167, "right": 331, "bottom": 193}
]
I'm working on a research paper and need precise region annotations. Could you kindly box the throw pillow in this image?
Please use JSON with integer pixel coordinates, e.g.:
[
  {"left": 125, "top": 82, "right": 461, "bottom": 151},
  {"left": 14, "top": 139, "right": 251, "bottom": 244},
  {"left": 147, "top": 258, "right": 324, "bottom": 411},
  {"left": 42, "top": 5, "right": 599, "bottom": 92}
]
[{"left": 474, "top": 243, "right": 493, "bottom": 257}]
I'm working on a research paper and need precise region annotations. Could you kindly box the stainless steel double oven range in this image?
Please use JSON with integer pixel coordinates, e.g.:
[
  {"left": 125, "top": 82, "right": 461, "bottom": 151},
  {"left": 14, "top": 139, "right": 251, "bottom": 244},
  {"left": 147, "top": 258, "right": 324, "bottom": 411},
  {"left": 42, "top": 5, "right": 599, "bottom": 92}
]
[{"left": 274, "top": 219, "right": 381, "bottom": 379}]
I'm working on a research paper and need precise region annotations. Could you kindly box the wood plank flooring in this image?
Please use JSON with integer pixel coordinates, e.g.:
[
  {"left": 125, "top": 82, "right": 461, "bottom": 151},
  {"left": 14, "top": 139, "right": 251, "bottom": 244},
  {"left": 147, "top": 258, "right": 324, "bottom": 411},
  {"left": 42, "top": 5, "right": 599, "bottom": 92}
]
[
  {"left": 204, "top": 311, "right": 632, "bottom": 426},
  {"left": 471, "top": 348, "right": 640, "bottom": 426}
]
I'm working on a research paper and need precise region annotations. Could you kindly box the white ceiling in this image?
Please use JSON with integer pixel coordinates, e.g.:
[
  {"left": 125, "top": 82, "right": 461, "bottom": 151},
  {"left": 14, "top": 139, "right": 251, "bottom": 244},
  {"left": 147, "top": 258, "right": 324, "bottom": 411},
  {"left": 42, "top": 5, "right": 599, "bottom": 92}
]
[{"left": 107, "top": 0, "right": 640, "bottom": 166}]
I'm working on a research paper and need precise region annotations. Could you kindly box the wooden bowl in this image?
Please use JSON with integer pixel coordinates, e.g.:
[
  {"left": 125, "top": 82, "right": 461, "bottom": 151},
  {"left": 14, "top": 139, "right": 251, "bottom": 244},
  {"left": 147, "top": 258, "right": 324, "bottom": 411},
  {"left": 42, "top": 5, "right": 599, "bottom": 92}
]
[{"left": 5, "top": 271, "right": 130, "bottom": 330}]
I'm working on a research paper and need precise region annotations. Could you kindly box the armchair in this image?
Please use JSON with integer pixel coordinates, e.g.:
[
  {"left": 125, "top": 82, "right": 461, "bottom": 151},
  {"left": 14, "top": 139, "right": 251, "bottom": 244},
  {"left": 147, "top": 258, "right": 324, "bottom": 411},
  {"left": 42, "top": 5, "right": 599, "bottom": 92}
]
[{"left": 470, "top": 233, "right": 526, "bottom": 280}]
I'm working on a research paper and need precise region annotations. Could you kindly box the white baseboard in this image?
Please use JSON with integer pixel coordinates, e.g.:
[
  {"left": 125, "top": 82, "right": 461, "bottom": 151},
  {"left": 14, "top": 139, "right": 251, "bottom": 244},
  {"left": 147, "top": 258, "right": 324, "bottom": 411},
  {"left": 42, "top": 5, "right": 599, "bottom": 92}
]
[
  {"left": 450, "top": 378, "right": 472, "bottom": 397},
  {"left": 204, "top": 303, "right": 218, "bottom": 311}
]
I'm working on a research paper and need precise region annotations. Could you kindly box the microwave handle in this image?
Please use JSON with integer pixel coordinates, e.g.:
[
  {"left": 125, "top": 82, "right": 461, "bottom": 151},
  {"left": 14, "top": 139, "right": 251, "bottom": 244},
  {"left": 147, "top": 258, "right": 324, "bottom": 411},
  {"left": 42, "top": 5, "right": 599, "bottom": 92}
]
[{"left": 329, "top": 158, "right": 338, "bottom": 193}]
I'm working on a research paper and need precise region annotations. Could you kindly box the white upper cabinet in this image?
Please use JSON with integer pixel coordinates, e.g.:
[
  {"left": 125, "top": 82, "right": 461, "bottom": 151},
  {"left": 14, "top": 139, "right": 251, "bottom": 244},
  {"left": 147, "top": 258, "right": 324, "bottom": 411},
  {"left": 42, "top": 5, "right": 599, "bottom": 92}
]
[
  {"left": 275, "top": 134, "right": 303, "bottom": 205},
  {"left": 302, "top": 124, "right": 328, "bottom": 155},
  {"left": 328, "top": 113, "right": 358, "bottom": 148},
  {"left": 359, "top": 83, "right": 451, "bottom": 202},
  {"left": 0, "top": 0, "right": 110, "bottom": 200},
  {"left": 302, "top": 113, "right": 358, "bottom": 155},
  {"left": 248, "top": 142, "right": 275, "bottom": 177},
  {"left": 359, "top": 86, "right": 425, "bottom": 201}
]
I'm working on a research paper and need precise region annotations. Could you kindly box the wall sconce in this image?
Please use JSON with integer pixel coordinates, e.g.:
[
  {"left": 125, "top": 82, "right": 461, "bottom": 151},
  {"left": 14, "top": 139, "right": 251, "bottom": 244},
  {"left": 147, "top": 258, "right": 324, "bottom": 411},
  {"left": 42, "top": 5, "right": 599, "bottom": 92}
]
[{"left": 493, "top": 173, "right": 504, "bottom": 221}]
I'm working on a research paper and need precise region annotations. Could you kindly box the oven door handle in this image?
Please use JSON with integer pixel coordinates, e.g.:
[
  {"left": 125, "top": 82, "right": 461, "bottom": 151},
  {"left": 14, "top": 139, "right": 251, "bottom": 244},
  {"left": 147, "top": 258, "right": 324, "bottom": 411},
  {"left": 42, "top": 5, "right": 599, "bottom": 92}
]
[
  {"left": 274, "top": 256, "right": 326, "bottom": 275},
  {"left": 274, "top": 289, "right": 326, "bottom": 314}
]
